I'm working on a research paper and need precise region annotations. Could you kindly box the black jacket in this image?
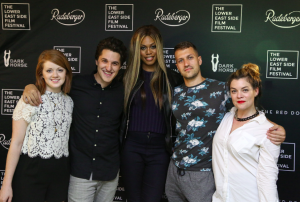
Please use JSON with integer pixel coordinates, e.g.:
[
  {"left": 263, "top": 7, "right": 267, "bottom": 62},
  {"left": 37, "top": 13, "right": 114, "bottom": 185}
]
[{"left": 119, "top": 68, "right": 183, "bottom": 154}]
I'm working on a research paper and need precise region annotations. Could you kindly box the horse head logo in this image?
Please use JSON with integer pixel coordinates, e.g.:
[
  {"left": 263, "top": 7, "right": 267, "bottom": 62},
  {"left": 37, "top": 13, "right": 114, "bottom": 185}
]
[
  {"left": 211, "top": 54, "right": 219, "bottom": 72},
  {"left": 4, "top": 50, "right": 11, "bottom": 67}
]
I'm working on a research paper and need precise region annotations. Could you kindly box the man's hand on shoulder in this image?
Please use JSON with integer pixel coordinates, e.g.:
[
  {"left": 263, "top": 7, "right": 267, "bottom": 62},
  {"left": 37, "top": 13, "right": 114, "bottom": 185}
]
[
  {"left": 23, "top": 84, "right": 42, "bottom": 106},
  {"left": 267, "top": 124, "right": 286, "bottom": 145}
]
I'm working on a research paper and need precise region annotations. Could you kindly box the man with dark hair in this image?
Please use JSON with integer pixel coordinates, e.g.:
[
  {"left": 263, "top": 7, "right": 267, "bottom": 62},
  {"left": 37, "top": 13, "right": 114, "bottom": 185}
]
[
  {"left": 95, "top": 36, "right": 127, "bottom": 65},
  {"left": 22, "top": 37, "right": 127, "bottom": 202},
  {"left": 165, "top": 41, "right": 286, "bottom": 202}
]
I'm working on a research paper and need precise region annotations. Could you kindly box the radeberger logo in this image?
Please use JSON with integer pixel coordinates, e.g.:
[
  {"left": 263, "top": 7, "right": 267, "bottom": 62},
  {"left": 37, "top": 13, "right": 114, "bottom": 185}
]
[
  {"left": 265, "top": 9, "right": 300, "bottom": 28},
  {"left": 154, "top": 8, "right": 190, "bottom": 27},
  {"left": 0, "top": 134, "right": 10, "bottom": 150},
  {"left": 51, "top": 8, "right": 85, "bottom": 26}
]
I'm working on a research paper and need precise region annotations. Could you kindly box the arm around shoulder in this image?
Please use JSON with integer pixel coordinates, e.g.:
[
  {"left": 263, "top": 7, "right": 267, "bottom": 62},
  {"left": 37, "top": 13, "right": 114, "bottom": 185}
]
[
  {"left": 23, "top": 84, "right": 42, "bottom": 106},
  {"left": 266, "top": 119, "right": 286, "bottom": 145}
]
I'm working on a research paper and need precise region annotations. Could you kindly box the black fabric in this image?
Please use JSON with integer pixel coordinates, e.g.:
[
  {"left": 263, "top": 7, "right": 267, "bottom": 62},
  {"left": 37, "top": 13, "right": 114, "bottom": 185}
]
[
  {"left": 121, "top": 131, "right": 170, "bottom": 202},
  {"left": 128, "top": 70, "right": 167, "bottom": 134},
  {"left": 12, "top": 154, "right": 70, "bottom": 202},
  {"left": 119, "top": 68, "right": 184, "bottom": 154},
  {"left": 69, "top": 72, "right": 124, "bottom": 181}
]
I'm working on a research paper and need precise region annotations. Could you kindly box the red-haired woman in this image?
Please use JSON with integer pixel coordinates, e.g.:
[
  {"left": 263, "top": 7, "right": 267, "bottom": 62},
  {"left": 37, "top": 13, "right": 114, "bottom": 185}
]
[{"left": 0, "top": 50, "right": 73, "bottom": 202}]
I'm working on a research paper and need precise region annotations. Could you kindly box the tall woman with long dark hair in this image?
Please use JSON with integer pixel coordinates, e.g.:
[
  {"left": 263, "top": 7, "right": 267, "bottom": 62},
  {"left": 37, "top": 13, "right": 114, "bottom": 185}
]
[{"left": 120, "top": 25, "right": 183, "bottom": 202}]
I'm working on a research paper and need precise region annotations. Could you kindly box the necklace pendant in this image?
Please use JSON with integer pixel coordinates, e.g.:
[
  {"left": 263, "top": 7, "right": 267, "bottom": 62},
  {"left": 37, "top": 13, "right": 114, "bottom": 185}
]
[{"left": 55, "top": 128, "right": 57, "bottom": 133}]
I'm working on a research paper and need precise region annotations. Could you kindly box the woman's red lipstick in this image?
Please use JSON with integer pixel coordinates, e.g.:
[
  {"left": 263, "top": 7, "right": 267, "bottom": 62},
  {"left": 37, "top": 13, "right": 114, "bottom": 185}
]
[{"left": 237, "top": 101, "right": 245, "bottom": 104}]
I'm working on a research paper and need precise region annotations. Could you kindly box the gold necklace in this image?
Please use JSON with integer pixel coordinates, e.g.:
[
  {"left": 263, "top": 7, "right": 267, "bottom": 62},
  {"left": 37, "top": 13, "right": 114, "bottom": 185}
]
[{"left": 45, "top": 92, "right": 63, "bottom": 133}]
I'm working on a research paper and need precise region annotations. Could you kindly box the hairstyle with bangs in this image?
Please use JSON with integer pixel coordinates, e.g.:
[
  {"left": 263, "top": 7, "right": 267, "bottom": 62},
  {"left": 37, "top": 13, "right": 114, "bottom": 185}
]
[
  {"left": 123, "top": 25, "right": 172, "bottom": 111},
  {"left": 35, "top": 49, "right": 72, "bottom": 94}
]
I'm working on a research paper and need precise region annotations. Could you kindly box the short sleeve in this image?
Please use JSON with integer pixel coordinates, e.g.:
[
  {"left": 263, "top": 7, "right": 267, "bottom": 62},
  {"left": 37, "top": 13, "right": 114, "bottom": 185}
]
[
  {"left": 224, "top": 84, "right": 233, "bottom": 111},
  {"left": 65, "top": 94, "right": 74, "bottom": 112},
  {"left": 69, "top": 96, "right": 74, "bottom": 111},
  {"left": 219, "top": 83, "right": 232, "bottom": 112},
  {"left": 12, "top": 96, "right": 35, "bottom": 123}
]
